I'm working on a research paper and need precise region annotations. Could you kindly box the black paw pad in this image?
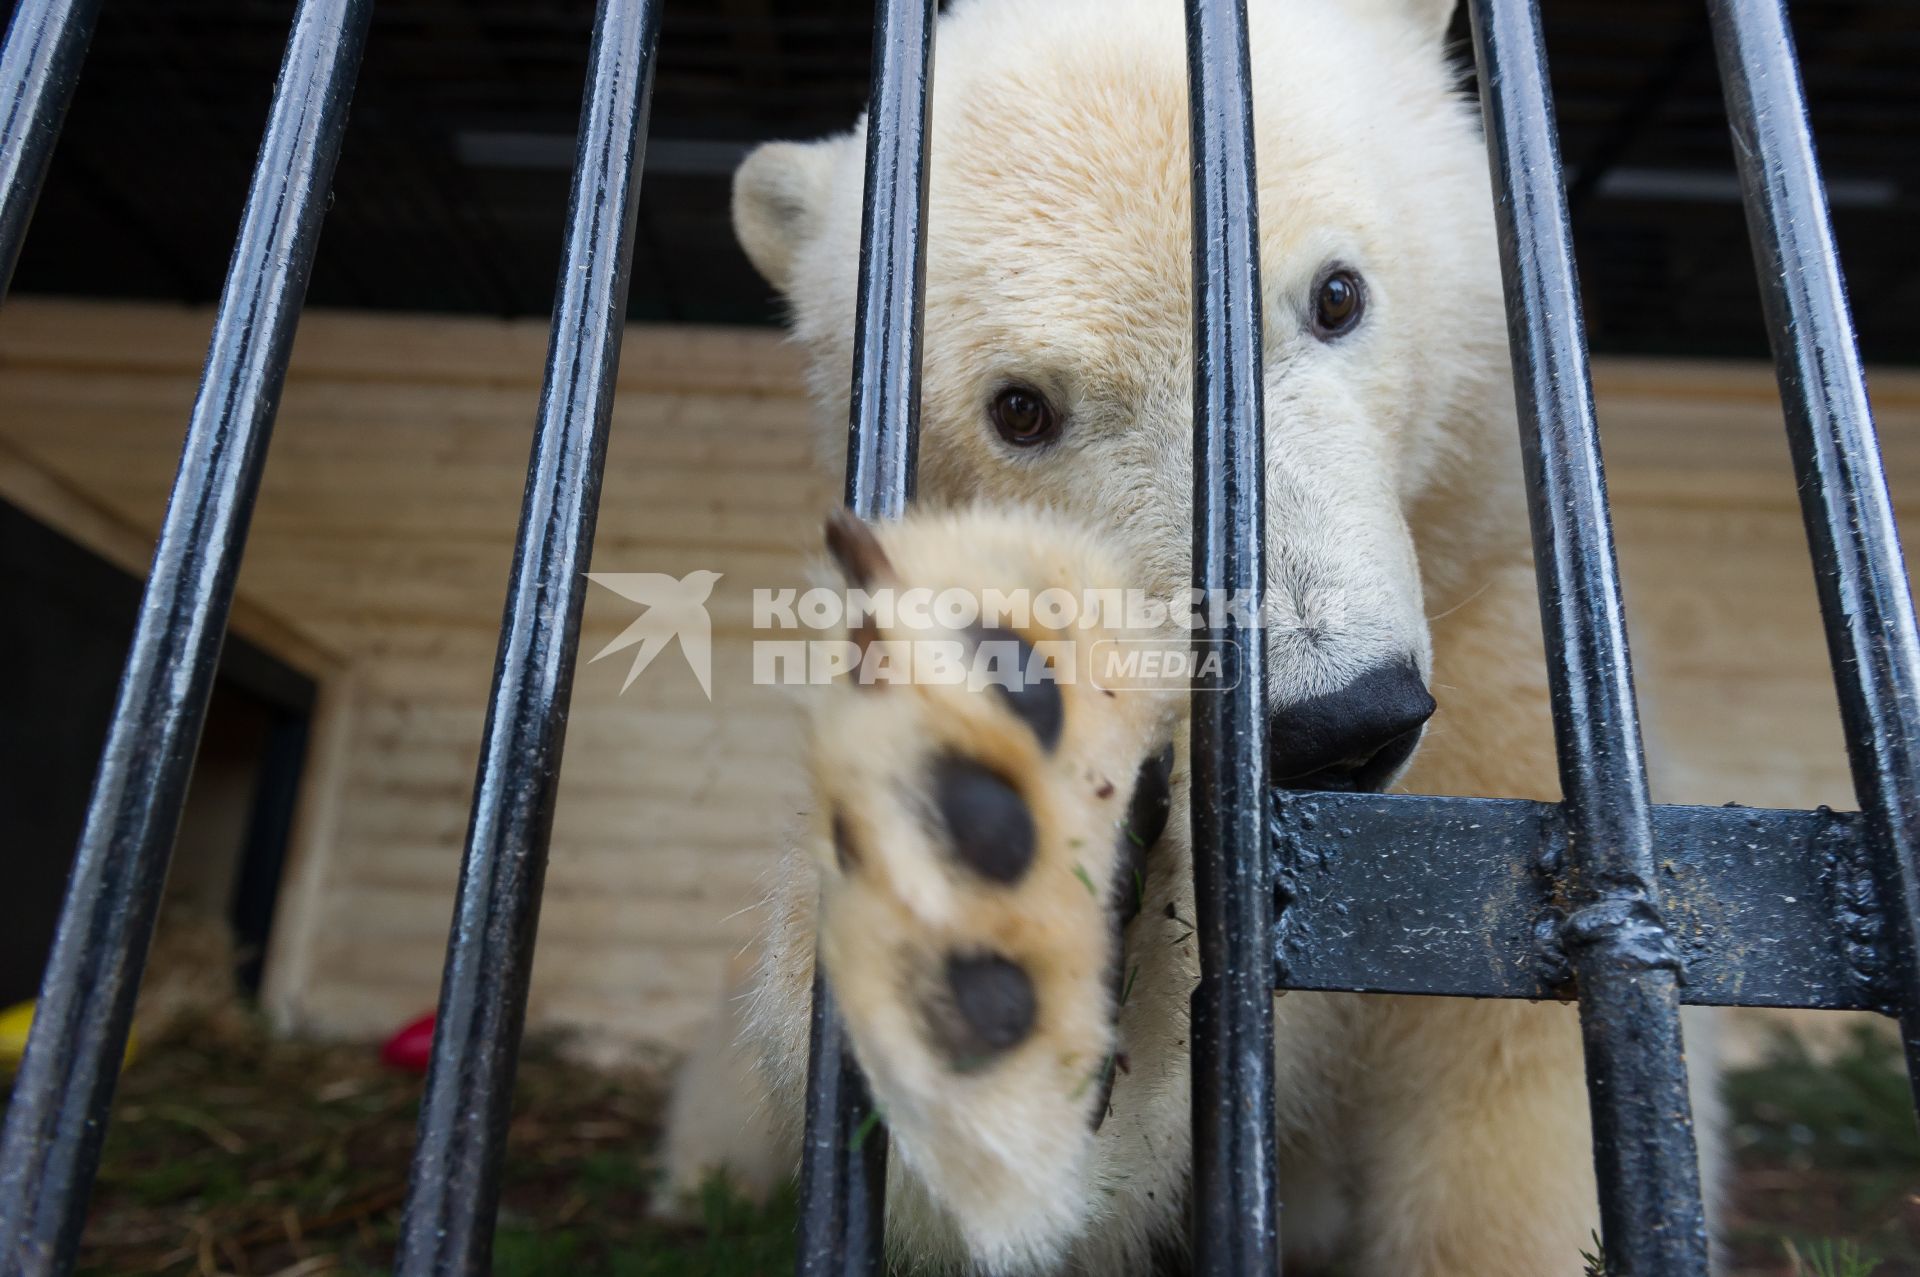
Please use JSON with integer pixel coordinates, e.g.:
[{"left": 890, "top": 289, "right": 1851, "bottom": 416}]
[
  {"left": 933, "top": 952, "right": 1036, "bottom": 1065},
  {"left": 973, "top": 626, "right": 1063, "bottom": 751},
  {"left": 932, "top": 754, "right": 1035, "bottom": 884}
]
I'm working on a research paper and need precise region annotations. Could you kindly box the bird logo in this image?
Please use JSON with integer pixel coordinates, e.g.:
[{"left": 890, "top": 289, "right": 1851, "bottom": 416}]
[{"left": 585, "top": 569, "right": 723, "bottom": 698}]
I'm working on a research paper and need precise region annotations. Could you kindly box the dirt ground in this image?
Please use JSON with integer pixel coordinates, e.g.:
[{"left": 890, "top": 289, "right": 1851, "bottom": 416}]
[{"left": 5, "top": 1012, "right": 1913, "bottom": 1276}]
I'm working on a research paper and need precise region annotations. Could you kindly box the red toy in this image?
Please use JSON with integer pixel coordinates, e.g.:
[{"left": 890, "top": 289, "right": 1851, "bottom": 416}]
[{"left": 380, "top": 1012, "right": 436, "bottom": 1074}]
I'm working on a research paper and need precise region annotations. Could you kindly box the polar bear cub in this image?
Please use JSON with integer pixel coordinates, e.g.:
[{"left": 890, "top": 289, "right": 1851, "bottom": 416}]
[{"left": 659, "top": 0, "right": 1706, "bottom": 1272}]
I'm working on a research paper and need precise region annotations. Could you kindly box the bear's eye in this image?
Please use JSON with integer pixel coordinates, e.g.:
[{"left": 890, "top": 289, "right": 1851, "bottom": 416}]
[
  {"left": 1310, "top": 266, "right": 1366, "bottom": 340},
  {"left": 989, "top": 385, "right": 1061, "bottom": 447}
]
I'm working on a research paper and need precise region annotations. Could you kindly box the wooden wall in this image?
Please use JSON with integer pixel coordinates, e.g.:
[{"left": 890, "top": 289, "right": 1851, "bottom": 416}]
[
  {"left": 0, "top": 300, "right": 833, "bottom": 1057},
  {"left": 1601, "top": 360, "right": 1920, "bottom": 812},
  {"left": 0, "top": 299, "right": 1912, "bottom": 1057}
]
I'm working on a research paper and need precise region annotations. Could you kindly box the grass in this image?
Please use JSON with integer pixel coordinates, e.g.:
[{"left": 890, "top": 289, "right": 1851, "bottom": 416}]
[
  {"left": 1582, "top": 1231, "right": 1606, "bottom": 1276},
  {"left": 1721, "top": 1024, "right": 1920, "bottom": 1276},
  {"left": 27, "top": 1007, "right": 805, "bottom": 1276},
  {"left": 1784, "top": 1238, "right": 1883, "bottom": 1277},
  {"left": 489, "top": 1180, "right": 799, "bottom": 1277},
  {"left": 9, "top": 1010, "right": 1916, "bottom": 1275}
]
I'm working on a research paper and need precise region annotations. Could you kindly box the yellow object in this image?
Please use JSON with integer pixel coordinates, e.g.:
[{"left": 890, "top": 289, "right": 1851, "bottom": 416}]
[
  {"left": 0, "top": 1000, "right": 138, "bottom": 1073},
  {"left": 0, "top": 1000, "right": 37, "bottom": 1071}
]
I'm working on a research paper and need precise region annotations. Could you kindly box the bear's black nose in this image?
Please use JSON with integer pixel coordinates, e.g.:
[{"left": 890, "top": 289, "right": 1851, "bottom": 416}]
[{"left": 1268, "top": 660, "right": 1435, "bottom": 793}]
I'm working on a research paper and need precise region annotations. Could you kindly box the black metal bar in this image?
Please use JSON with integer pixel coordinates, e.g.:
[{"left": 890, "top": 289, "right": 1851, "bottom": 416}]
[
  {"left": 391, "top": 1, "right": 661, "bottom": 1272},
  {"left": 836, "top": 0, "right": 934, "bottom": 521},
  {"left": 797, "top": 0, "right": 933, "bottom": 1271},
  {"left": 1273, "top": 793, "right": 1882, "bottom": 1011},
  {"left": 1464, "top": 0, "right": 1711, "bottom": 1270},
  {"left": 1707, "top": 0, "right": 1920, "bottom": 1108},
  {"left": 0, "top": 0, "right": 103, "bottom": 299},
  {"left": 1182, "top": 1, "right": 1276, "bottom": 1273},
  {"left": 0, "top": 2, "right": 371, "bottom": 1272},
  {"left": 796, "top": 976, "right": 889, "bottom": 1277}
]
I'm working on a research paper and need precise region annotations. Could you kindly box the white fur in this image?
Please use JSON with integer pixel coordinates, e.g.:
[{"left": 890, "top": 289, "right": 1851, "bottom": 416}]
[{"left": 667, "top": 0, "right": 1721, "bottom": 1271}]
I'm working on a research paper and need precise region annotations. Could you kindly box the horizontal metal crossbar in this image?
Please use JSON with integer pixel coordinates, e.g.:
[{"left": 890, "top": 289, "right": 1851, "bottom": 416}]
[{"left": 1273, "top": 793, "right": 1884, "bottom": 1013}]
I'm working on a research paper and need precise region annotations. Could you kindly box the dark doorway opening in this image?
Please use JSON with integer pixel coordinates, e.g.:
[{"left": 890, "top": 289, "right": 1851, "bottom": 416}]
[{"left": 0, "top": 497, "right": 316, "bottom": 1008}]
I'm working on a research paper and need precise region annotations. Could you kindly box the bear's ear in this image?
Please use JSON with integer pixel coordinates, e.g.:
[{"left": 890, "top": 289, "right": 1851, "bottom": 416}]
[
  {"left": 732, "top": 137, "right": 844, "bottom": 295},
  {"left": 1362, "top": 0, "right": 1458, "bottom": 45}
]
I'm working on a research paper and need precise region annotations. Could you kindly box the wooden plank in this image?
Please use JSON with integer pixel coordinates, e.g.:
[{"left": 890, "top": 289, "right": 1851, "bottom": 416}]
[{"left": 0, "top": 298, "right": 811, "bottom": 396}]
